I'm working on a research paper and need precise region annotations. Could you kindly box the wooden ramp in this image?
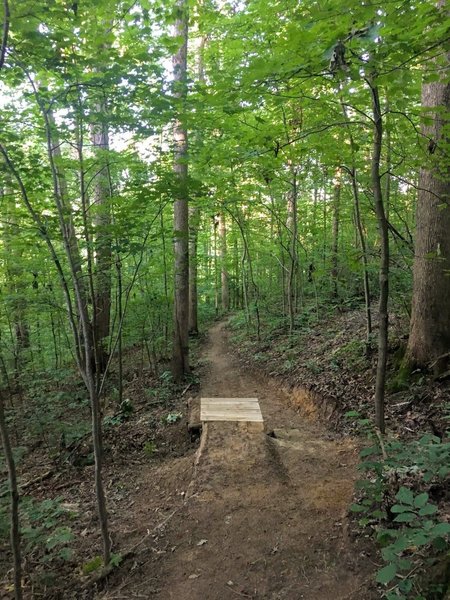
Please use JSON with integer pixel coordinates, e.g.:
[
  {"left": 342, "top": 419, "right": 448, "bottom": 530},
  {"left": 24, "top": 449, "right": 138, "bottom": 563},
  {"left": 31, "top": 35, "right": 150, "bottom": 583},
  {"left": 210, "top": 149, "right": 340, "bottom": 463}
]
[{"left": 200, "top": 397, "right": 264, "bottom": 432}]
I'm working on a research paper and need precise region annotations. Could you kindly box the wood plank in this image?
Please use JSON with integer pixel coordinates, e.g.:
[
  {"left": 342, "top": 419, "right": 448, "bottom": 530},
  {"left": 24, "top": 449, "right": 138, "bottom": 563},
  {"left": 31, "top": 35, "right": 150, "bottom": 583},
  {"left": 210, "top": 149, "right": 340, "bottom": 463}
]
[
  {"left": 202, "top": 405, "right": 261, "bottom": 411},
  {"left": 202, "top": 414, "right": 264, "bottom": 422},
  {"left": 201, "top": 398, "right": 259, "bottom": 406},
  {"left": 200, "top": 397, "right": 264, "bottom": 424}
]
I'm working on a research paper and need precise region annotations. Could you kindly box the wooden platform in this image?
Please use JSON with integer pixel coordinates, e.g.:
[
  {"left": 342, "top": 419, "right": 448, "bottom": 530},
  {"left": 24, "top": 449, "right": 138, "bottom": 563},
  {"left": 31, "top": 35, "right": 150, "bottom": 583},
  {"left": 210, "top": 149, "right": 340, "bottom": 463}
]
[{"left": 200, "top": 397, "right": 264, "bottom": 431}]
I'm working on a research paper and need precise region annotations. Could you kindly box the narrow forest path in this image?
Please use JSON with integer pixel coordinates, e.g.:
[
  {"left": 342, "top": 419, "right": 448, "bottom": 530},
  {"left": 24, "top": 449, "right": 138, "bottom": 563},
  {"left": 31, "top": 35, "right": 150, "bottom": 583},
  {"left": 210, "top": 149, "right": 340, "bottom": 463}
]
[{"left": 101, "top": 322, "right": 372, "bottom": 600}]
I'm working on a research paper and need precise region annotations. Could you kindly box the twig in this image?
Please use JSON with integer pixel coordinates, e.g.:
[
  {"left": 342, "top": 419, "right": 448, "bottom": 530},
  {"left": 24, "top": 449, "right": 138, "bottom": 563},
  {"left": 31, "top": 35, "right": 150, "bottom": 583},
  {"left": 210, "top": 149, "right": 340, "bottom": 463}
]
[
  {"left": 181, "top": 382, "right": 192, "bottom": 396},
  {"left": 227, "top": 586, "right": 252, "bottom": 598},
  {"left": 374, "top": 428, "right": 388, "bottom": 460},
  {"left": 53, "top": 479, "right": 82, "bottom": 492},
  {"left": 21, "top": 469, "right": 54, "bottom": 490},
  {"left": 429, "top": 351, "right": 450, "bottom": 370},
  {"left": 0, "top": 469, "right": 54, "bottom": 498}
]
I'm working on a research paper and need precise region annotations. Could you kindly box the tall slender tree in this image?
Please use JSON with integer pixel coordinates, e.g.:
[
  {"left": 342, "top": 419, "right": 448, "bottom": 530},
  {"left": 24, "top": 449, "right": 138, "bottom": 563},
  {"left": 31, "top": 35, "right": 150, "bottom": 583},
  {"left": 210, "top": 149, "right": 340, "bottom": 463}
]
[
  {"left": 91, "top": 98, "right": 112, "bottom": 373},
  {"left": 219, "top": 212, "right": 229, "bottom": 311},
  {"left": 171, "top": 0, "right": 190, "bottom": 380},
  {"left": 369, "top": 81, "right": 389, "bottom": 434},
  {"left": 331, "top": 168, "right": 341, "bottom": 299},
  {"left": 188, "top": 35, "right": 207, "bottom": 335}
]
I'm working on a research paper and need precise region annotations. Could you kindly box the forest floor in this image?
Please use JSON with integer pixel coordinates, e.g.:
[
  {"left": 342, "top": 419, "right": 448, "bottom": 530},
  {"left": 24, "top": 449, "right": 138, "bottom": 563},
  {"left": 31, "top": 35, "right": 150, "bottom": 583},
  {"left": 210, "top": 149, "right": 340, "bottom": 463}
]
[
  {"left": 228, "top": 308, "right": 449, "bottom": 439},
  {"left": 94, "top": 320, "right": 375, "bottom": 600},
  {"left": 5, "top": 310, "right": 448, "bottom": 599}
]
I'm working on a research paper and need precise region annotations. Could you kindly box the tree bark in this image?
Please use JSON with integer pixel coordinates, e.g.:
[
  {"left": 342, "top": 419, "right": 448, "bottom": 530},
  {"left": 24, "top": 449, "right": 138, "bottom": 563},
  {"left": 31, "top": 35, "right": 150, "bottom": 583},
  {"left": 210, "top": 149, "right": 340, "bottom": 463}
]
[
  {"left": 339, "top": 97, "right": 372, "bottom": 345},
  {"left": 91, "top": 105, "right": 112, "bottom": 373},
  {"left": 219, "top": 212, "right": 229, "bottom": 311},
  {"left": 350, "top": 170, "right": 372, "bottom": 345},
  {"left": 171, "top": 0, "right": 190, "bottom": 381},
  {"left": 188, "top": 204, "right": 200, "bottom": 334},
  {"left": 369, "top": 82, "right": 389, "bottom": 434},
  {"left": 2, "top": 188, "right": 30, "bottom": 380},
  {"left": 406, "top": 50, "right": 450, "bottom": 374},
  {"left": 286, "top": 169, "right": 298, "bottom": 334},
  {"left": 331, "top": 168, "right": 341, "bottom": 299},
  {"left": 188, "top": 37, "right": 206, "bottom": 335},
  {"left": 0, "top": 391, "right": 22, "bottom": 600},
  {"left": 0, "top": 0, "right": 10, "bottom": 71}
]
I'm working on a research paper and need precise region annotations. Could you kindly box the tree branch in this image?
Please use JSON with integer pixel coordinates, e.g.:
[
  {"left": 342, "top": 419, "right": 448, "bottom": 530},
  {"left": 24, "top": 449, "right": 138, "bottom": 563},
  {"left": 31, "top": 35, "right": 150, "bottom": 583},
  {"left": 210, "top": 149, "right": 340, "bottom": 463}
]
[{"left": 0, "top": 0, "right": 9, "bottom": 71}]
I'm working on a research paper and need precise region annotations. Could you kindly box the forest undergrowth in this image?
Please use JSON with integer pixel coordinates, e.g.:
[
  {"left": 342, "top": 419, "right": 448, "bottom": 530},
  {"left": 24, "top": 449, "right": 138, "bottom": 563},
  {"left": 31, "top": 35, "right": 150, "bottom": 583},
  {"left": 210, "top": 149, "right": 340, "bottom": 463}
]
[
  {"left": 1, "top": 306, "right": 450, "bottom": 599},
  {"left": 0, "top": 339, "right": 202, "bottom": 599},
  {"left": 228, "top": 306, "right": 450, "bottom": 600}
]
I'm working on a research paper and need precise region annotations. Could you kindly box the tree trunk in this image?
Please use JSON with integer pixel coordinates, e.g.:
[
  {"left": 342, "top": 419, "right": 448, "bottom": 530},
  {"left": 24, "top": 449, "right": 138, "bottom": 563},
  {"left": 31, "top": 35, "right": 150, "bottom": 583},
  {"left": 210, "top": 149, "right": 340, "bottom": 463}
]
[
  {"left": 331, "top": 168, "right": 341, "bottom": 299},
  {"left": 213, "top": 216, "right": 219, "bottom": 315},
  {"left": 370, "top": 82, "right": 389, "bottom": 434},
  {"left": 2, "top": 188, "right": 30, "bottom": 381},
  {"left": 0, "top": 391, "right": 22, "bottom": 600},
  {"left": 188, "top": 204, "right": 200, "bottom": 334},
  {"left": 219, "top": 212, "right": 229, "bottom": 311},
  {"left": 2, "top": 87, "right": 112, "bottom": 564},
  {"left": 350, "top": 170, "right": 372, "bottom": 345},
  {"left": 171, "top": 0, "right": 190, "bottom": 381},
  {"left": 91, "top": 106, "right": 112, "bottom": 373},
  {"left": 406, "top": 52, "right": 450, "bottom": 374},
  {"left": 339, "top": 97, "right": 372, "bottom": 345},
  {"left": 286, "top": 169, "right": 298, "bottom": 334}
]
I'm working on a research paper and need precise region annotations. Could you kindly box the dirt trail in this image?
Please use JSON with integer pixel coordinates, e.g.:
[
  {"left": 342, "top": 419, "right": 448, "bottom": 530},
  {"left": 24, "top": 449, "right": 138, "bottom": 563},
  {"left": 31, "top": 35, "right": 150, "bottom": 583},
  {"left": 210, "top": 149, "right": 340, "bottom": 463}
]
[{"left": 102, "top": 322, "right": 371, "bottom": 600}]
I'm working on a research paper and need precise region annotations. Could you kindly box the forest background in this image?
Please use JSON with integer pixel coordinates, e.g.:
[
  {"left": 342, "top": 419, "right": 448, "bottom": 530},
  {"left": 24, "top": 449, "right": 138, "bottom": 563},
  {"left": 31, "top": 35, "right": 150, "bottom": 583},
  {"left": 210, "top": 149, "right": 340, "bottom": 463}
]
[{"left": 0, "top": 0, "right": 449, "bottom": 599}]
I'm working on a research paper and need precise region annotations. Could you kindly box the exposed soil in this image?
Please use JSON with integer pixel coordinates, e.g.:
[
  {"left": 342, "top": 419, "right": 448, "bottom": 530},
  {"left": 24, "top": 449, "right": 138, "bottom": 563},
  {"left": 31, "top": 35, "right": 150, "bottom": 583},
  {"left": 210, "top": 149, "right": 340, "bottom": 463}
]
[
  {"left": 229, "top": 309, "right": 450, "bottom": 439},
  {"left": 98, "top": 321, "right": 375, "bottom": 600}
]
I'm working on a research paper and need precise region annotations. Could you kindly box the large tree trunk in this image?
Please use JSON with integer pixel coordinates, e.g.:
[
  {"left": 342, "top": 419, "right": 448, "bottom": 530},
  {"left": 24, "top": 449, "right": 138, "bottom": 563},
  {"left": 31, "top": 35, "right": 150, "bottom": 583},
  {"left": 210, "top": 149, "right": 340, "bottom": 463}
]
[
  {"left": 406, "top": 54, "right": 450, "bottom": 374},
  {"left": 91, "top": 106, "right": 112, "bottom": 374},
  {"left": 171, "top": 0, "right": 190, "bottom": 381}
]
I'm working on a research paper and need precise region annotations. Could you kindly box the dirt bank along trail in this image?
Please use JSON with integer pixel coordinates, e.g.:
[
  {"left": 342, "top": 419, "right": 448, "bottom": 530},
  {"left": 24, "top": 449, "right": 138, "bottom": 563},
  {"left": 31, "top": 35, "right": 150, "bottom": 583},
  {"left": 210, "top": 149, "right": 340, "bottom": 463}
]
[{"left": 101, "top": 321, "right": 372, "bottom": 600}]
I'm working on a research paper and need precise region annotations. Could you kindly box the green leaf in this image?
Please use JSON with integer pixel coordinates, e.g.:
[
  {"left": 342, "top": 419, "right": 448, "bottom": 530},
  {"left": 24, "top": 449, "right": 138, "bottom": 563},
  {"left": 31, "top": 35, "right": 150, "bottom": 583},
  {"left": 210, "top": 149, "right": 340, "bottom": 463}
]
[
  {"left": 376, "top": 563, "right": 397, "bottom": 585},
  {"left": 393, "top": 512, "right": 417, "bottom": 523},
  {"left": 414, "top": 493, "right": 429, "bottom": 508},
  {"left": 391, "top": 504, "right": 408, "bottom": 513},
  {"left": 432, "top": 536, "right": 447, "bottom": 551},
  {"left": 58, "top": 547, "right": 74, "bottom": 561},
  {"left": 109, "top": 553, "right": 122, "bottom": 567},
  {"left": 82, "top": 556, "right": 103, "bottom": 575},
  {"left": 418, "top": 504, "right": 437, "bottom": 516},
  {"left": 45, "top": 527, "right": 74, "bottom": 550},
  {"left": 350, "top": 503, "right": 367, "bottom": 513},
  {"left": 397, "top": 558, "right": 413, "bottom": 571},
  {"left": 395, "top": 487, "right": 414, "bottom": 506},
  {"left": 359, "top": 445, "right": 380, "bottom": 458},
  {"left": 431, "top": 523, "right": 450, "bottom": 536},
  {"left": 377, "top": 529, "right": 398, "bottom": 544}
]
